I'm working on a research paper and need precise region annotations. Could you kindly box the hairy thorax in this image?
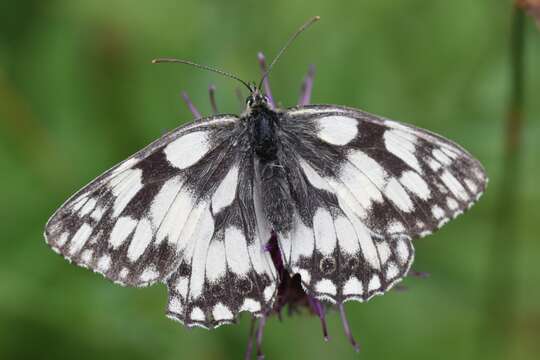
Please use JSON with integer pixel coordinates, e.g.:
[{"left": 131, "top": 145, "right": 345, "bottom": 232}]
[{"left": 249, "top": 106, "right": 294, "bottom": 233}]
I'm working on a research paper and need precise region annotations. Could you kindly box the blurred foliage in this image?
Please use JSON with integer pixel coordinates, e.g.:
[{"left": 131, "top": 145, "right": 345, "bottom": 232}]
[{"left": 0, "top": 1, "right": 539, "bottom": 359}]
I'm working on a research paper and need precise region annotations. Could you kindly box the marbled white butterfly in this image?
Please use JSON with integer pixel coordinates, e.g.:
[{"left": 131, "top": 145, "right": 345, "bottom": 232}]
[{"left": 44, "top": 16, "right": 487, "bottom": 351}]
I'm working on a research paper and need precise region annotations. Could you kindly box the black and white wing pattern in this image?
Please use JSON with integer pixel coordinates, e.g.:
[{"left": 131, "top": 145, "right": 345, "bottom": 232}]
[
  {"left": 45, "top": 115, "right": 277, "bottom": 328},
  {"left": 275, "top": 104, "right": 487, "bottom": 303}
]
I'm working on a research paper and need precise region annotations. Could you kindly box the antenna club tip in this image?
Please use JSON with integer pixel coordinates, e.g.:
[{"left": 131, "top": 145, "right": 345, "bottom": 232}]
[
  {"left": 257, "top": 52, "right": 265, "bottom": 60},
  {"left": 314, "top": 15, "right": 321, "bottom": 20},
  {"left": 151, "top": 59, "right": 158, "bottom": 64}
]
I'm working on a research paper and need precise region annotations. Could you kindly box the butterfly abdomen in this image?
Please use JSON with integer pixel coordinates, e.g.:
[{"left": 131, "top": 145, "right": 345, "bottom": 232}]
[
  {"left": 250, "top": 108, "right": 294, "bottom": 233},
  {"left": 259, "top": 162, "right": 294, "bottom": 233}
]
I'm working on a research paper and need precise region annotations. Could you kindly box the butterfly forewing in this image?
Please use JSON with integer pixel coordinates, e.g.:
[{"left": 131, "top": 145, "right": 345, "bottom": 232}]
[
  {"left": 275, "top": 104, "right": 487, "bottom": 303},
  {"left": 45, "top": 115, "right": 236, "bottom": 284}
]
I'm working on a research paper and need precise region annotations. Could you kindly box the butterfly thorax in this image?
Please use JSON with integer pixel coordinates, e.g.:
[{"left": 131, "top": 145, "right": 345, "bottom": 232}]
[{"left": 250, "top": 105, "right": 280, "bottom": 162}]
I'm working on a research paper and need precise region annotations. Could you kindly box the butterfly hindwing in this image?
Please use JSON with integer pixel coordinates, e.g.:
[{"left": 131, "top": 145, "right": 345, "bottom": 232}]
[
  {"left": 273, "top": 148, "right": 414, "bottom": 303},
  {"left": 273, "top": 104, "right": 487, "bottom": 303},
  {"left": 166, "top": 151, "right": 277, "bottom": 328}
]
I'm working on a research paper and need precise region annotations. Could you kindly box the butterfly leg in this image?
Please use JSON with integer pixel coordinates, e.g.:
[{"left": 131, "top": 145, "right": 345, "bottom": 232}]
[
  {"left": 208, "top": 84, "right": 218, "bottom": 114},
  {"left": 181, "top": 91, "right": 202, "bottom": 120},
  {"left": 257, "top": 52, "right": 275, "bottom": 109},
  {"left": 298, "top": 64, "right": 315, "bottom": 106}
]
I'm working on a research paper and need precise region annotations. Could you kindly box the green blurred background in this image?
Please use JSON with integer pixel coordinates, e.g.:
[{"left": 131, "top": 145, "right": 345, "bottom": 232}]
[{"left": 1, "top": 1, "right": 539, "bottom": 359}]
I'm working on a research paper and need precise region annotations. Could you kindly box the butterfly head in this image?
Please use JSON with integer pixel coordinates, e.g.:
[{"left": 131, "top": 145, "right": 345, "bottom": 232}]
[{"left": 245, "top": 84, "right": 269, "bottom": 109}]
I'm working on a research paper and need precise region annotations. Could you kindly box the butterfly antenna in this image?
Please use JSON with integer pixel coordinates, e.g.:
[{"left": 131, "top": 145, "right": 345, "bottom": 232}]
[
  {"left": 257, "top": 16, "right": 320, "bottom": 90},
  {"left": 152, "top": 58, "right": 253, "bottom": 92}
]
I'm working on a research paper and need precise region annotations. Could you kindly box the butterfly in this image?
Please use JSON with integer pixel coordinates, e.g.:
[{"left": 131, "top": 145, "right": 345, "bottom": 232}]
[{"left": 44, "top": 17, "right": 487, "bottom": 332}]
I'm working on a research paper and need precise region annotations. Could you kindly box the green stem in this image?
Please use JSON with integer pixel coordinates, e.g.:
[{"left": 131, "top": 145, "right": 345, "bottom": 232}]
[
  {"left": 479, "top": 5, "right": 526, "bottom": 360},
  {"left": 506, "top": 5, "right": 525, "bottom": 153}
]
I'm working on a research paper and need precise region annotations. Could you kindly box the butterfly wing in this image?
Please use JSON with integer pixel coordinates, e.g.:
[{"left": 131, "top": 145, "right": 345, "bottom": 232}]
[
  {"left": 166, "top": 151, "right": 277, "bottom": 328},
  {"left": 45, "top": 115, "right": 277, "bottom": 328},
  {"left": 275, "top": 104, "right": 487, "bottom": 303}
]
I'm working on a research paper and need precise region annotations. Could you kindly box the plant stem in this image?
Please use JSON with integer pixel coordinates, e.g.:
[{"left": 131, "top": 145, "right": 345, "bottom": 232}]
[
  {"left": 479, "top": 5, "right": 526, "bottom": 360},
  {"left": 506, "top": 5, "right": 526, "bottom": 154}
]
